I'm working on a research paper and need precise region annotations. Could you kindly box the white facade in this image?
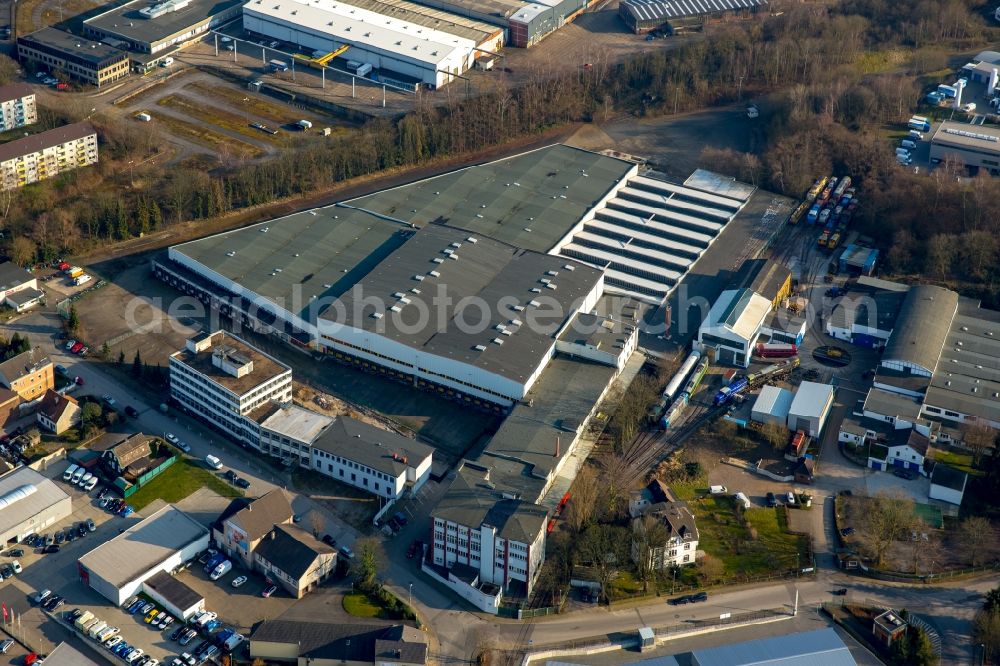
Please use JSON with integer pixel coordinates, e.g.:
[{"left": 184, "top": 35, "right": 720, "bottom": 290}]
[
  {"left": 0, "top": 129, "right": 98, "bottom": 191},
  {"left": 309, "top": 446, "right": 432, "bottom": 500},
  {"left": 786, "top": 382, "right": 835, "bottom": 437},
  {"left": 169, "top": 332, "right": 292, "bottom": 449},
  {"left": 242, "top": 0, "right": 476, "bottom": 88},
  {"left": 0, "top": 91, "right": 36, "bottom": 132},
  {"left": 431, "top": 516, "right": 545, "bottom": 594},
  {"left": 696, "top": 289, "right": 772, "bottom": 368}
]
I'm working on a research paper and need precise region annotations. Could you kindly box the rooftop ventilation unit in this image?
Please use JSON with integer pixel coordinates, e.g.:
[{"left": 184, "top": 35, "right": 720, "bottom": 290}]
[
  {"left": 393, "top": 292, "right": 404, "bottom": 298},
  {"left": 448, "top": 254, "right": 458, "bottom": 260},
  {"left": 371, "top": 312, "right": 384, "bottom": 319},
  {"left": 540, "top": 278, "right": 551, "bottom": 284},
  {"left": 564, "top": 264, "right": 575, "bottom": 271},
  {"left": 530, "top": 288, "right": 541, "bottom": 293},
  {"left": 399, "top": 297, "right": 411, "bottom": 305},
  {"left": 428, "top": 270, "right": 440, "bottom": 277},
  {"left": 492, "top": 338, "right": 504, "bottom": 345},
  {"left": 528, "top": 300, "right": 541, "bottom": 307},
  {"left": 443, "top": 248, "right": 453, "bottom": 255},
  {"left": 474, "top": 344, "right": 487, "bottom": 351},
  {"left": 226, "top": 251, "right": 236, "bottom": 257},
  {"left": 545, "top": 283, "right": 557, "bottom": 290},
  {"left": 413, "top": 275, "right": 425, "bottom": 281},
  {"left": 390, "top": 305, "right": 402, "bottom": 313},
  {"left": 944, "top": 127, "right": 1000, "bottom": 142},
  {"left": 410, "top": 288, "right": 421, "bottom": 294},
  {"left": 432, "top": 257, "right": 444, "bottom": 264},
  {"left": 466, "top": 237, "right": 478, "bottom": 243},
  {"left": 513, "top": 305, "right": 525, "bottom": 311},
  {"left": 546, "top": 270, "right": 558, "bottom": 276},
  {"left": 451, "top": 242, "right": 461, "bottom": 248},
  {"left": 261, "top": 227, "right": 269, "bottom": 232}
]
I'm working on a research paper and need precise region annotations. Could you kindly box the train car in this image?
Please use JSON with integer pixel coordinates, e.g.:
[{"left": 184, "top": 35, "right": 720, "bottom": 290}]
[
  {"left": 806, "top": 177, "right": 828, "bottom": 202},
  {"left": 789, "top": 201, "right": 809, "bottom": 225},
  {"left": 754, "top": 342, "right": 798, "bottom": 359},
  {"left": 660, "top": 397, "right": 688, "bottom": 429},
  {"left": 682, "top": 358, "right": 710, "bottom": 396},
  {"left": 713, "top": 377, "right": 749, "bottom": 406},
  {"left": 747, "top": 358, "right": 800, "bottom": 389},
  {"left": 832, "top": 176, "right": 852, "bottom": 201},
  {"left": 648, "top": 396, "right": 669, "bottom": 424},
  {"left": 662, "top": 350, "right": 701, "bottom": 404}
]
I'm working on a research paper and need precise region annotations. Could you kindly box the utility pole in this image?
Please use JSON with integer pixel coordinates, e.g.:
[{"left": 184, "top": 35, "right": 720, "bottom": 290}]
[
  {"left": 242, "top": 97, "right": 249, "bottom": 127},
  {"left": 737, "top": 75, "right": 744, "bottom": 102},
  {"left": 673, "top": 85, "right": 679, "bottom": 115}
]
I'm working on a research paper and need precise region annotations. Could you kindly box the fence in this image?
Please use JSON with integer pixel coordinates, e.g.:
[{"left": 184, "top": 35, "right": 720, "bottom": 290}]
[
  {"left": 122, "top": 455, "right": 178, "bottom": 497},
  {"left": 853, "top": 560, "right": 999, "bottom": 584}
]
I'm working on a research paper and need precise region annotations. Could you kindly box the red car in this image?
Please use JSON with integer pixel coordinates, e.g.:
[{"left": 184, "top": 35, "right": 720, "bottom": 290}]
[
  {"left": 57, "top": 262, "right": 70, "bottom": 271},
  {"left": 406, "top": 541, "right": 418, "bottom": 559},
  {"left": 55, "top": 83, "right": 68, "bottom": 90},
  {"left": 70, "top": 342, "right": 84, "bottom": 354},
  {"left": 24, "top": 654, "right": 38, "bottom": 666},
  {"left": 74, "top": 376, "right": 84, "bottom": 385},
  {"left": 261, "top": 585, "right": 277, "bottom": 598}
]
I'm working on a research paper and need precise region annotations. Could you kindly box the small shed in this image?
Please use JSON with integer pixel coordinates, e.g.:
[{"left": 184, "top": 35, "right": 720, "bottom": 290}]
[
  {"left": 787, "top": 382, "right": 835, "bottom": 437},
  {"left": 141, "top": 570, "right": 205, "bottom": 620},
  {"left": 638, "top": 627, "right": 655, "bottom": 652},
  {"left": 751, "top": 385, "right": 793, "bottom": 427},
  {"left": 929, "top": 464, "right": 967, "bottom": 506},
  {"left": 872, "top": 609, "right": 907, "bottom": 647}
]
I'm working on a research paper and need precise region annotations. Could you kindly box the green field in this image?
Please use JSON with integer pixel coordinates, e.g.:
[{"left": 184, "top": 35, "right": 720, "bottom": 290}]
[
  {"left": 126, "top": 458, "right": 242, "bottom": 510},
  {"left": 687, "top": 495, "right": 807, "bottom": 578},
  {"left": 343, "top": 592, "right": 383, "bottom": 618},
  {"left": 932, "top": 450, "right": 983, "bottom": 477}
]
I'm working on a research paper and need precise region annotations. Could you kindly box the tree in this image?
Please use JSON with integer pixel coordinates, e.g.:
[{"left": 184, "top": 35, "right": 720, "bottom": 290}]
[
  {"left": 353, "top": 537, "right": 380, "bottom": 592},
  {"left": 101, "top": 341, "right": 111, "bottom": 360},
  {"left": 579, "top": 524, "right": 627, "bottom": 604},
  {"left": 698, "top": 554, "right": 725, "bottom": 583},
  {"left": 958, "top": 516, "right": 997, "bottom": 567},
  {"left": 596, "top": 451, "right": 630, "bottom": 521},
  {"left": 118, "top": 349, "right": 125, "bottom": 365},
  {"left": 631, "top": 515, "right": 669, "bottom": 592},
  {"left": 67, "top": 304, "right": 79, "bottom": 332},
  {"left": 863, "top": 492, "right": 915, "bottom": 568},
  {"left": 81, "top": 402, "right": 102, "bottom": 433},
  {"left": 0, "top": 55, "right": 19, "bottom": 86},
  {"left": 974, "top": 606, "right": 1000, "bottom": 664},
  {"left": 564, "top": 465, "right": 598, "bottom": 533},
  {"left": 960, "top": 421, "right": 995, "bottom": 466},
  {"left": 252, "top": 659, "right": 267, "bottom": 666},
  {"left": 907, "top": 625, "right": 938, "bottom": 666},
  {"left": 760, "top": 422, "right": 788, "bottom": 451},
  {"left": 309, "top": 511, "right": 326, "bottom": 538},
  {"left": 10, "top": 237, "right": 36, "bottom": 267},
  {"left": 923, "top": 234, "right": 957, "bottom": 278},
  {"left": 131, "top": 350, "right": 142, "bottom": 378}
]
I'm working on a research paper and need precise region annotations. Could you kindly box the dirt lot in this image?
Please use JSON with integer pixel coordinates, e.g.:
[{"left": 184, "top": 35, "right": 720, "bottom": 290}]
[{"left": 110, "top": 69, "right": 356, "bottom": 166}]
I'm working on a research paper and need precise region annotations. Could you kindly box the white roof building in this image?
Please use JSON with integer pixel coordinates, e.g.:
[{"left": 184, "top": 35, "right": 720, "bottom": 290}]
[
  {"left": 751, "top": 385, "right": 793, "bottom": 427},
  {"left": 241, "top": 0, "right": 477, "bottom": 88},
  {"left": 787, "top": 382, "right": 835, "bottom": 438},
  {"left": 696, "top": 288, "right": 772, "bottom": 367}
]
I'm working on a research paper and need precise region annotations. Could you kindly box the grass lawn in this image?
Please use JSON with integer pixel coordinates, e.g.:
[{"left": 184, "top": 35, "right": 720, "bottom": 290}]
[
  {"left": 343, "top": 592, "right": 383, "bottom": 618},
  {"left": 127, "top": 458, "right": 242, "bottom": 510},
  {"left": 932, "top": 450, "right": 983, "bottom": 477},
  {"left": 687, "top": 495, "right": 806, "bottom": 578}
]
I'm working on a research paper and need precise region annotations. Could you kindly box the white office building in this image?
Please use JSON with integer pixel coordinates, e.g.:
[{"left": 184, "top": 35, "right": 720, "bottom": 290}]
[
  {"left": 696, "top": 288, "right": 772, "bottom": 367},
  {"left": 259, "top": 405, "right": 433, "bottom": 502},
  {"left": 169, "top": 330, "right": 292, "bottom": 449}
]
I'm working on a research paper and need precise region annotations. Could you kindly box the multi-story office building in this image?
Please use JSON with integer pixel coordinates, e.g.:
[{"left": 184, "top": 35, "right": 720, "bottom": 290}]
[
  {"left": 169, "top": 331, "right": 292, "bottom": 449},
  {"left": 0, "top": 122, "right": 98, "bottom": 191},
  {"left": 17, "top": 27, "right": 129, "bottom": 86},
  {"left": 0, "top": 84, "right": 37, "bottom": 132}
]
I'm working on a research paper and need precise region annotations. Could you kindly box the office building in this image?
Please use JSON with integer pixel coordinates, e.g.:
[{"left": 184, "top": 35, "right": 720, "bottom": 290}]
[{"left": 17, "top": 28, "right": 129, "bottom": 86}]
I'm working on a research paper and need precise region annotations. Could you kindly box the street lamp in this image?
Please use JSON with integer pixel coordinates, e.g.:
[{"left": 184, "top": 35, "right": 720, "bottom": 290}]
[
  {"left": 408, "top": 582, "right": 413, "bottom": 608},
  {"left": 242, "top": 97, "right": 249, "bottom": 127}
]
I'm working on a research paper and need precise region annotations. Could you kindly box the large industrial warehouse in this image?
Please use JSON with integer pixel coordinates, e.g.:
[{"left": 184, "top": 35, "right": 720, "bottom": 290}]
[
  {"left": 241, "top": 0, "right": 500, "bottom": 88},
  {"left": 619, "top": 0, "right": 768, "bottom": 34},
  {"left": 78, "top": 505, "right": 210, "bottom": 605},
  {"left": 154, "top": 144, "right": 751, "bottom": 405},
  {"left": 929, "top": 121, "right": 1000, "bottom": 174}
]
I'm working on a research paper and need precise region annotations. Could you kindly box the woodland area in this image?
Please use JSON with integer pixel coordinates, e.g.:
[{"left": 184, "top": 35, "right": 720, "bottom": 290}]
[{"left": 0, "top": 0, "right": 996, "bottom": 296}]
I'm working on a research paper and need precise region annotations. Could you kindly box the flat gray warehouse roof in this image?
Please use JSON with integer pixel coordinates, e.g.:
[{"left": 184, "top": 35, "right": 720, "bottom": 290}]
[
  {"left": 340, "top": 0, "right": 502, "bottom": 43},
  {"left": 324, "top": 224, "right": 603, "bottom": 383},
  {"left": 479, "top": 355, "right": 616, "bottom": 500},
  {"left": 78, "top": 505, "right": 208, "bottom": 587},
  {"left": 170, "top": 207, "right": 410, "bottom": 322},
  {"left": 346, "top": 144, "right": 635, "bottom": 253},
  {"left": 0, "top": 466, "right": 69, "bottom": 536},
  {"left": 931, "top": 120, "right": 1000, "bottom": 153},
  {"left": 84, "top": 0, "right": 242, "bottom": 46}
]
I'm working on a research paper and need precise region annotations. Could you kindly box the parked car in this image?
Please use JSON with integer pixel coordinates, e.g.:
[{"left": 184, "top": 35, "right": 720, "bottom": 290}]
[
  {"left": 169, "top": 626, "right": 186, "bottom": 641},
  {"left": 338, "top": 545, "right": 355, "bottom": 560},
  {"left": 766, "top": 492, "right": 777, "bottom": 508},
  {"left": 234, "top": 477, "right": 250, "bottom": 489},
  {"left": 231, "top": 575, "right": 248, "bottom": 588},
  {"left": 833, "top": 588, "right": 848, "bottom": 595},
  {"left": 0, "top": 639, "right": 12, "bottom": 654},
  {"left": 261, "top": 584, "right": 278, "bottom": 598},
  {"left": 101, "top": 394, "right": 116, "bottom": 407},
  {"left": 393, "top": 511, "right": 408, "bottom": 526},
  {"left": 70, "top": 342, "right": 83, "bottom": 354},
  {"left": 165, "top": 433, "right": 179, "bottom": 444},
  {"left": 125, "top": 406, "right": 139, "bottom": 418},
  {"left": 840, "top": 527, "right": 855, "bottom": 537},
  {"left": 179, "top": 630, "right": 197, "bottom": 646},
  {"left": 406, "top": 541, "right": 419, "bottom": 559},
  {"left": 893, "top": 468, "right": 916, "bottom": 480},
  {"left": 33, "top": 589, "right": 50, "bottom": 604},
  {"left": 11, "top": 560, "right": 21, "bottom": 574},
  {"left": 87, "top": 518, "right": 96, "bottom": 532}
]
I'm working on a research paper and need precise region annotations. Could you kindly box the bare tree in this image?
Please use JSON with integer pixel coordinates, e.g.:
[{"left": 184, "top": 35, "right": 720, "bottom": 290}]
[
  {"left": 961, "top": 421, "right": 996, "bottom": 466},
  {"left": 596, "top": 452, "right": 630, "bottom": 521},
  {"left": 9, "top": 237, "right": 35, "bottom": 267},
  {"left": 698, "top": 554, "right": 725, "bottom": 583},
  {"left": 309, "top": 512, "right": 326, "bottom": 538},
  {"left": 863, "top": 492, "right": 916, "bottom": 568},
  {"left": 564, "top": 465, "right": 598, "bottom": 533},
  {"left": 975, "top": 607, "right": 1000, "bottom": 664},
  {"left": 760, "top": 422, "right": 789, "bottom": 451},
  {"left": 580, "top": 524, "right": 626, "bottom": 604},
  {"left": 631, "top": 515, "right": 669, "bottom": 592},
  {"left": 958, "top": 516, "right": 997, "bottom": 567}
]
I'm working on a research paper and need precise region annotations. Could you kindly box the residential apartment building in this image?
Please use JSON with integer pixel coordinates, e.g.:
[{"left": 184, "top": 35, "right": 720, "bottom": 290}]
[
  {"left": 0, "top": 348, "right": 53, "bottom": 401},
  {"left": 212, "top": 490, "right": 294, "bottom": 568},
  {"left": 169, "top": 331, "right": 292, "bottom": 449},
  {"left": 17, "top": 27, "right": 129, "bottom": 86},
  {"left": 628, "top": 480, "right": 700, "bottom": 569},
  {"left": 259, "top": 406, "right": 434, "bottom": 502},
  {"left": 0, "top": 84, "right": 37, "bottom": 132},
  {"left": 0, "top": 123, "right": 98, "bottom": 191},
  {"left": 252, "top": 524, "right": 337, "bottom": 598},
  {"left": 431, "top": 463, "right": 548, "bottom": 597}
]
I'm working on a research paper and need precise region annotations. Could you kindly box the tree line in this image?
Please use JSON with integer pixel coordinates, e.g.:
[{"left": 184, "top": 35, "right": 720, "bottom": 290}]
[{"left": 0, "top": 0, "right": 994, "bottom": 266}]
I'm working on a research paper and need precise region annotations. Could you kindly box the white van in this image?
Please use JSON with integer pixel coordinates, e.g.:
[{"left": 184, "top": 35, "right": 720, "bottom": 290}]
[
  {"left": 71, "top": 467, "right": 86, "bottom": 484},
  {"left": 78, "top": 472, "right": 94, "bottom": 487},
  {"left": 210, "top": 559, "right": 232, "bottom": 581},
  {"left": 908, "top": 130, "right": 923, "bottom": 140},
  {"left": 895, "top": 148, "right": 911, "bottom": 158},
  {"left": 205, "top": 455, "right": 223, "bottom": 470},
  {"left": 733, "top": 492, "right": 751, "bottom": 510},
  {"left": 709, "top": 485, "right": 728, "bottom": 495},
  {"left": 63, "top": 464, "right": 79, "bottom": 482},
  {"left": 160, "top": 57, "right": 174, "bottom": 67},
  {"left": 84, "top": 476, "right": 98, "bottom": 492},
  {"left": 900, "top": 139, "right": 917, "bottom": 150}
]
